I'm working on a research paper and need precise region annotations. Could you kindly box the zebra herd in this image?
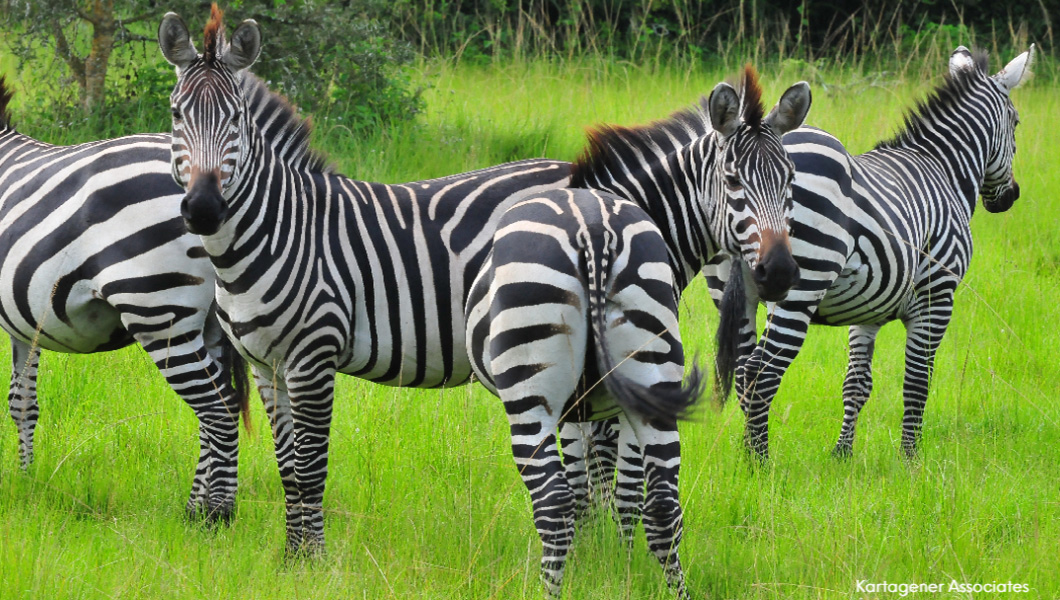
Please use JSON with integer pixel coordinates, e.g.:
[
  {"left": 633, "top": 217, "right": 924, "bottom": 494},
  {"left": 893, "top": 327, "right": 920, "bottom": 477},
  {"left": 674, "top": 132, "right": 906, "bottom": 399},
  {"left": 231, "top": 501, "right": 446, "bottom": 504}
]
[{"left": 0, "top": 3, "right": 1034, "bottom": 597}]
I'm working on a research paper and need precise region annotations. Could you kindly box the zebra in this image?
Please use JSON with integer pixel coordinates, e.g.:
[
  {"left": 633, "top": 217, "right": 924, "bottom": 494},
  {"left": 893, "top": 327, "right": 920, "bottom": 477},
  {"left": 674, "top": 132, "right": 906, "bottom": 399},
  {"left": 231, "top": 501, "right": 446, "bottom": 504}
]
[
  {"left": 157, "top": 7, "right": 571, "bottom": 554},
  {"left": 708, "top": 45, "right": 1033, "bottom": 459},
  {"left": 568, "top": 46, "right": 1034, "bottom": 512},
  {"left": 0, "top": 74, "right": 252, "bottom": 522},
  {"left": 465, "top": 72, "right": 812, "bottom": 597}
]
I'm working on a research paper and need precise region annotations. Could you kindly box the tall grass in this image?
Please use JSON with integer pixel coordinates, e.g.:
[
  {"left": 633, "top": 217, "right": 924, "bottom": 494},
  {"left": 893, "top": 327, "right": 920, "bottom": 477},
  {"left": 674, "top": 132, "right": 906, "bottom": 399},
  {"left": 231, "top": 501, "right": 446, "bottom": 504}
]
[{"left": 1, "top": 52, "right": 1058, "bottom": 599}]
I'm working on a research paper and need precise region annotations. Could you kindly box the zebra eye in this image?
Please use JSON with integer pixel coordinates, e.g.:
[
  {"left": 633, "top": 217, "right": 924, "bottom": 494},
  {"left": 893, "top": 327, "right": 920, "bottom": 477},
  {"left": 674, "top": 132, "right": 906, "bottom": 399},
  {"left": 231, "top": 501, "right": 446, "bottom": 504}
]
[
  {"left": 171, "top": 107, "right": 182, "bottom": 121},
  {"left": 724, "top": 173, "right": 742, "bottom": 189}
]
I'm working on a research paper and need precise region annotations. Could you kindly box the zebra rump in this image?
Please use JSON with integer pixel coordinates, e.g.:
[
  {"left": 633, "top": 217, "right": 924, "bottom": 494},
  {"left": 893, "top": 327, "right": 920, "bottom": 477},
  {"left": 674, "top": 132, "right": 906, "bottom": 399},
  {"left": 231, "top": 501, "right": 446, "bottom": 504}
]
[{"left": 584, "top": 242, "right": 704, "bottom": 423}]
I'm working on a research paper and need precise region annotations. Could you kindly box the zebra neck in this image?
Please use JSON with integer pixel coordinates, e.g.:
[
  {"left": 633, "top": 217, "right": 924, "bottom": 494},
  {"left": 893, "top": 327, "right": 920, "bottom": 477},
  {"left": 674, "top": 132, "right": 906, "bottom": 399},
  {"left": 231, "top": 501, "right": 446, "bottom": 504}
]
[
  {"left": 600, "top": 141, "right": 717, "bottom": 291},
  {"left": 208, "top": 136, "right": 315, "bottom": 275},
  {"left": 914, "top": 142, "right": 985, "bottom": 214},
  {"left": 879, "top": 99, "right": 996, "bottom": 214}
]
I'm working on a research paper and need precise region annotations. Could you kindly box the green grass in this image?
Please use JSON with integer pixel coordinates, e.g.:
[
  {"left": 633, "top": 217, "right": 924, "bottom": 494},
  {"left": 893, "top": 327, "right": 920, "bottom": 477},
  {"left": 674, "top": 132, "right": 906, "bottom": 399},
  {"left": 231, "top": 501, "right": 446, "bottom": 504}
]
[{"left": 2, "top": 56, "right": 1059, "bottom": 599}]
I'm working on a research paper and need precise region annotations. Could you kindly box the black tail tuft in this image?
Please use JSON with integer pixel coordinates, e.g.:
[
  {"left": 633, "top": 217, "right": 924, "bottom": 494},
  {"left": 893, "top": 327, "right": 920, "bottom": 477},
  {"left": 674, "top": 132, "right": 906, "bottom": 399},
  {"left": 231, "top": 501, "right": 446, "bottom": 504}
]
[
  {"left": 0, "top": 75, "right": 14, "bottom": 130},
  {"left": 220, "top": 340, "right": 252, "bottom": 434},
  {"left": 595, "top": 331, "right": 706, "bottom": 423},
  {"left": 714, "top": 261, "right": 746, "bottom": 406},
  {"left": 587, "top": 271, "right": 705, "bottom": 423}
]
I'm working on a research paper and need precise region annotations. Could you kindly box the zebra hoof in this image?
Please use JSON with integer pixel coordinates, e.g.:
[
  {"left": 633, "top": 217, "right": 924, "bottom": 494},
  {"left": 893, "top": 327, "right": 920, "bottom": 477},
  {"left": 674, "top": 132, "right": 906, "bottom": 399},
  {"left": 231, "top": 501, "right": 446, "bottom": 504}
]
[
  {"left": 831, "top": 444, "right": 854, "bottom": 459},
  {"left": 184, "top": 498, "right": 235, "bottom": 526},
  {"left": 742, "top": 441, "right": 770, "bottom": 464},
  {"left": 203, "top": 502, "right": 236, "bottom": 526},
  {"left": 283, "top": 540, "right": 327, "bottom": 563}
]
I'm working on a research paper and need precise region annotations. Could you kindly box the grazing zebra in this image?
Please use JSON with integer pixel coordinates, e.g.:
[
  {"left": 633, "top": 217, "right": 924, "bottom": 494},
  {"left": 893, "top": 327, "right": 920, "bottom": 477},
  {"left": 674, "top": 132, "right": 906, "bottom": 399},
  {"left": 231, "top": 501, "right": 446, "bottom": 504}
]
[
  {"left": 157, "top": 7, "right": 570, "bottom": 554},
  {"left": 0, "top": 75, "right": 251, "bottom": 521},
  {"left": 466, "top": 72, "right": 812, "bottom": 597},
  {"left": 572, "top": 46, "right": 1034, "bottom": 506}
]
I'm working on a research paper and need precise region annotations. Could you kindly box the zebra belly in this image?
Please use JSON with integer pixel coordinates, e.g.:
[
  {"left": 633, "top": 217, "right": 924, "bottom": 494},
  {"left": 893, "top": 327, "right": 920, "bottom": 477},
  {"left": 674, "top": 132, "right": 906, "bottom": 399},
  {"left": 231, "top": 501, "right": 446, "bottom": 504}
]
[
  {"left": 811, "top": 236, "right": 913, "bottom": 326},
  {"left": 0, "top": 284, "right": 132, "bottom": 353},
  {"left": 335, "top": 340, "right": 474, "bottom": 388}
]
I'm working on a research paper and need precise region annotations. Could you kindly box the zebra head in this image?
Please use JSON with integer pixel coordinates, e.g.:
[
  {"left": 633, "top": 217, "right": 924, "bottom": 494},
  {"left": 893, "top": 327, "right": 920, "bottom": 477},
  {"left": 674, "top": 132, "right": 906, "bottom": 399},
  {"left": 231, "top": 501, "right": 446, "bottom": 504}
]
[
  {"left": 949, "top": 45, "right": 1034, "bottom": 214},
  {"left": 706, "top": 69, "right": 811, "bottom": 302},
  {"left": 158, "top": 5, "right": 262, "bottom": 236}
]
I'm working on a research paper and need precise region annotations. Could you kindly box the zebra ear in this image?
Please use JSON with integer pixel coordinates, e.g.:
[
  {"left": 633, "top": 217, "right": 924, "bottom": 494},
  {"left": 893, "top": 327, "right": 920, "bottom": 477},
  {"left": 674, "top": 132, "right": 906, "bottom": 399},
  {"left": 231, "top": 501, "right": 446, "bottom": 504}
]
[
  {"left": 993, "top": 44, "right": 1035, "bottom": 94},
  {"left": 949, "top": 46, "right": 977, "bottom": 77},
  {"left": 709, "top": 82, "right": 741, "bottom": 138},
  {"left": 763, "top": 81, "right": 812, "bottom": 136},
  {"left": 222, "top": 20, "right": 262, "bottom": 72},
  {"left": 158, "top": 12, "right": 198, "bottom": 71}
]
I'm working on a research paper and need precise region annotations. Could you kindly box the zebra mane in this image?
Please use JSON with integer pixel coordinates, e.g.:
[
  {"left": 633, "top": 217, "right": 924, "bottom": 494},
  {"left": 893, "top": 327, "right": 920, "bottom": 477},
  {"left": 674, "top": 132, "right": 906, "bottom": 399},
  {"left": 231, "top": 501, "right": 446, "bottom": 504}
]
[
  {"left": 876, "top": 49, "right": 991, "bottom": 150},
  {"left": 203, "top": 3, "right": 225, "bottom": 64},
  {"left": 0, "top": 75, "right": 13, "bottom": 131},
  {"left": 739, "top": 65, "right": 765, "bottom": 128},
  {"left": 571, "top": 67, "right": 768, "bottom": 186},
  {"left": 570, "top": 99, "right": 711, "bottom": 187},
  {"left": 239, "top": 72, "right": 332, "bottom": 174}
]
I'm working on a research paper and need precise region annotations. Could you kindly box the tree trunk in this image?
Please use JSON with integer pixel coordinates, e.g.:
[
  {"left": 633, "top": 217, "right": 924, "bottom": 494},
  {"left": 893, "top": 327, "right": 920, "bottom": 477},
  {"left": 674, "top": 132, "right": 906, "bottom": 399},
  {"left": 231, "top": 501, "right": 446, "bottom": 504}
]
[{"left": 81, "top": 0, "right": 115, "bottom": 112}]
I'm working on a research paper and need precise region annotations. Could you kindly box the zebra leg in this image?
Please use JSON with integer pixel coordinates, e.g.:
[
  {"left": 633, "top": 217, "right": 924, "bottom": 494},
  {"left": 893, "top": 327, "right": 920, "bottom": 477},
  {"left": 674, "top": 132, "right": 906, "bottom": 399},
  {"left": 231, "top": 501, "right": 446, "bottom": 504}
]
[
  {"left": 137, "top": 331, "right": 243, "bottom": 523},
  {"left": 508, "top": 403, "right": 572, "bottom": 598},
  {"left": 586, "top": 418, "right": 619, "bottom": 512},
  {"left": 493, "top": 326, "right": 584, "bottom": 595},
  {"left": 253, "top": 366, "right": 302, "bottom": 553},
  {"left": 559, "top": 421, "right": 595, "bottom": 520},
  {"left": 741, "top": 307, "right": 812, "bottom": 459},
  {"left": 8, "top": 338, "right": 41, "bottom": 470},
  {"left": 612, "top": 414, "right": 643, "bottom": 544},
  {"left": 560, "top": 419, "right": 620, "bottom": 521},
  {"left": 901, "top": 301, "right": 953, "bottom": 457},
  {"left": 284, "top": 359, "right": 338, "bottom": 556},
  {"left": 834, "top": 324, "right": 882, "bottom": 456},
  {"left": 731, "top": 298, "right": 761, "bottom": 402},
  {"left": 624, "top": 416, "right": 688, "bottom": 599}
]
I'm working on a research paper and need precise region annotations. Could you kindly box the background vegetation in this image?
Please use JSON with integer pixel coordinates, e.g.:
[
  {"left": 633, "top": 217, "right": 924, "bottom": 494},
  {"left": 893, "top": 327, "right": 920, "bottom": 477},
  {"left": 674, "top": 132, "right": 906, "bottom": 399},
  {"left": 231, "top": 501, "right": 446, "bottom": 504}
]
[
  {"left": 0, "top": 2, "right": 1057, "bottom": 599},
  {"left": 0, "top": 0, "right": 1056, "bottom": 136}
]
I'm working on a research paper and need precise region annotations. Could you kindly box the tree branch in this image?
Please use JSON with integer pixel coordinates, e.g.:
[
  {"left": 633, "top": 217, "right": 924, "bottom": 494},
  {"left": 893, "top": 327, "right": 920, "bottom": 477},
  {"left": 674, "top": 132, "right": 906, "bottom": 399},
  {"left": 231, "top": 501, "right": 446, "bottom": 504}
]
[
  {"left": 51, "top": 20, "right": 86, "bottom": 85},
  {"left": 116, "top": 10, "right": 159, "bottom": 25},
  {"left": 115, "top": 30, "right": 154, "bottom": 43},
  {"left": 75, "top": 7, "right": 100, "bottom": 26}
]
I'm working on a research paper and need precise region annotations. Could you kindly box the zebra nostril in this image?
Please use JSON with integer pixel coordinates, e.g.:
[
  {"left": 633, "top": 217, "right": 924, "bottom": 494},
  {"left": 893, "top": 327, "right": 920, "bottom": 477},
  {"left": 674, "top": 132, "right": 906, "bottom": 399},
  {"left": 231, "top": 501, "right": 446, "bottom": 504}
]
[{"left": 753, "top": 262, "right": 767, "bottom": 282}]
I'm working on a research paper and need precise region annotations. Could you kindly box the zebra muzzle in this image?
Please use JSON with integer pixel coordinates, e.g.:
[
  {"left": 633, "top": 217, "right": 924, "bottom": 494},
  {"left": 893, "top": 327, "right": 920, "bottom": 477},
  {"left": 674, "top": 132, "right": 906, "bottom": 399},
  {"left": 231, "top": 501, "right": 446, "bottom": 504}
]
[
  {"left": 181, "top": 169, "right": 229, "bottom": 236},
  {"left": 752, "top": 242, "right": 800, "bottom": 302},
  {"left": 984, "top": 179, "right": 1019, "bottom": 213}
]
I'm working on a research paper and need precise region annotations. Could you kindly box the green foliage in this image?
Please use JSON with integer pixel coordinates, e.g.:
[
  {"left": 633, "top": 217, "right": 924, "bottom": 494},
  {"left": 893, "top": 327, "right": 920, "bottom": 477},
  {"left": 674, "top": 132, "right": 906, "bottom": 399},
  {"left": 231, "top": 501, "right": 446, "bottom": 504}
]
[
  {"left": 225, "top": 1, "right": 423, "bottom": 129},
  {"left": 389, "top": 0, "right": 1055, "bottom": 65},
  {"left": 1, "top": 0, "right": 423, "bottom": 137}
]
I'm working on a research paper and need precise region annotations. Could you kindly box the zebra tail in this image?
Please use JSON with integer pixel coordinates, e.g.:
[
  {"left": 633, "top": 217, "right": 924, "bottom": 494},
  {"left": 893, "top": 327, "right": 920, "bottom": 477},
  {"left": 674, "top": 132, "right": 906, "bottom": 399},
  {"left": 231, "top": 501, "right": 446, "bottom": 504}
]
[
  {"left": 0, "top": 75, "right": 14, "bottom": 130},
  {"left": 220, "top": 339, "right": 252, "bottom": 434},
  {"left": 586, "top": 246, "right": 704, "bottom": 424},
  {"left": 714, "top": 261, "right": 746, "bottom": 406}
]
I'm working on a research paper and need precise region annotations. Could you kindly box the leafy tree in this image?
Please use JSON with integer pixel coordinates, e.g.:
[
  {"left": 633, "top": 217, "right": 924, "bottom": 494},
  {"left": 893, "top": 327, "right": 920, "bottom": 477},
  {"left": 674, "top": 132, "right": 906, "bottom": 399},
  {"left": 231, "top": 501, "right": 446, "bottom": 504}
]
[
  {"left": 1, "top": 0, "right": 422, "bottom": 130},
  {"left": 2, "top": 0, "right": 169, "bottom": 111}
]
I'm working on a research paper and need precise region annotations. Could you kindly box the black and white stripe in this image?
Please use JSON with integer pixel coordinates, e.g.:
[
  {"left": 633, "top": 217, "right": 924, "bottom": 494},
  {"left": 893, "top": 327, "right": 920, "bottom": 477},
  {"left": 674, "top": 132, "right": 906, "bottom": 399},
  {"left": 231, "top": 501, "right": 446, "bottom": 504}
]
[
  {"left": 465, "top": 69, "right": 811, "bottom": 597},
  {"left": 707, "top": 46, "right": 1033, "bottom": 459},
  {"left": 0, "top": 75, "right": 249, "bottom": 521},
  {"left": 158, "top": 11, "right": 571, "bottom": 553}
]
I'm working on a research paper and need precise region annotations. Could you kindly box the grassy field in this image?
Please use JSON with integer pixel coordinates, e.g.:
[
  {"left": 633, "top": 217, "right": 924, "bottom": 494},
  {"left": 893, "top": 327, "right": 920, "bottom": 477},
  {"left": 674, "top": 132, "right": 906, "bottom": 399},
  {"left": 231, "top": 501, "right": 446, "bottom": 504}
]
[{"left": 1, "top": 54, "right": 1059, "bottom": 599}]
